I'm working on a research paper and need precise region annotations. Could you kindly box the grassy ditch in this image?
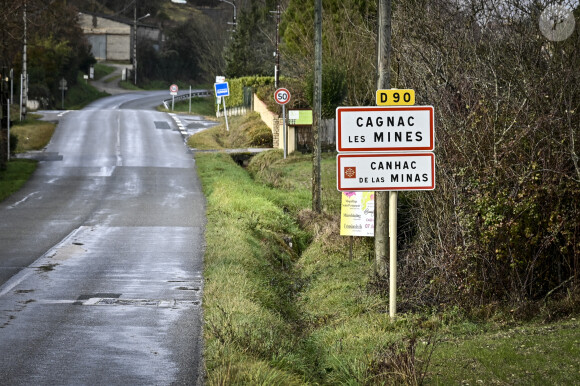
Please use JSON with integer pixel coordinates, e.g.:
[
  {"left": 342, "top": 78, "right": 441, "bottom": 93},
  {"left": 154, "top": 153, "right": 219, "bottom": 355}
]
[
  {"left": 196, "top": 149, "right": 580, "bottom": 384},
  {"left": 188, "top": 112, "right": 272, "bottom": 150}
]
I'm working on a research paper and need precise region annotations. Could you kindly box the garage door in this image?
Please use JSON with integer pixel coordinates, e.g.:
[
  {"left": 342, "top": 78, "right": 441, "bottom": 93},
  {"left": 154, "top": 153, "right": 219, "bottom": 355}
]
[{"left": 87, "top": 35, "right": 106, "bottom": 60}]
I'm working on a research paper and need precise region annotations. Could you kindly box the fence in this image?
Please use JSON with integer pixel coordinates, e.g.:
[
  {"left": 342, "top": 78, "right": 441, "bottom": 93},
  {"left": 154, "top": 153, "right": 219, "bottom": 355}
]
[{"left": 162, "top": 90, "right": 212, "bottom": 109}]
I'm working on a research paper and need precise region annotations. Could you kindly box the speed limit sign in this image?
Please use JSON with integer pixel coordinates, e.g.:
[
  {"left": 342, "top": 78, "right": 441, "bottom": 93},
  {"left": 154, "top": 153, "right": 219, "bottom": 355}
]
[{"left": 274, "top": 88, "right": 291, "bottom": 105}]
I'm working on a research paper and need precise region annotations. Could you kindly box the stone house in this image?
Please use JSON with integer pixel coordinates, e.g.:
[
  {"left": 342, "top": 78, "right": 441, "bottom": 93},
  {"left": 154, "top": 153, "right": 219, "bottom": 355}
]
[{"left": 78, "top": 12, "right": 162, "bottom": 62}]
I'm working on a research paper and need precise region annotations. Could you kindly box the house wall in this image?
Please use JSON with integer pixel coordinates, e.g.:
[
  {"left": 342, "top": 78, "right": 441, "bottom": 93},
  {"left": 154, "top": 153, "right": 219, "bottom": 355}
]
[
  {"left": 107, "top": 35, "right": 131, "bottom": 61},
  {"left": 78, "top": 13, "right": 134, "bottom": 62},
  {"left": 253, "top": 94, "right": 278, "bottom": 132}
]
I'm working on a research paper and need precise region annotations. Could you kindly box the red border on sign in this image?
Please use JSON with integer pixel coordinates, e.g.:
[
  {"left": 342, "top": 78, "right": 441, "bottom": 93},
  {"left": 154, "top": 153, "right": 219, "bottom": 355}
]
[
  {"left": 336, "top": 106, "right": 434, "bottom": 152},
  {"left": 274, "top": 88, "right": 291, "bottom": 105},
  {"left": 337, "top": 153, "right": 436, "bottom": 191}
]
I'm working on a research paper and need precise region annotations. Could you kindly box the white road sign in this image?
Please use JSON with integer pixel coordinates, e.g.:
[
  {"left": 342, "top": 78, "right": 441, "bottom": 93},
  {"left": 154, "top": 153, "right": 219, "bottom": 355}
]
[
  {"left": 336, "top": 106, "right": 434, "bottom": 152},
  {"left": 170, "top": 84, "right": 179, "bottom": 95},
  {"left": 337, "top": 153, "right": 436, "bottom": 191}
]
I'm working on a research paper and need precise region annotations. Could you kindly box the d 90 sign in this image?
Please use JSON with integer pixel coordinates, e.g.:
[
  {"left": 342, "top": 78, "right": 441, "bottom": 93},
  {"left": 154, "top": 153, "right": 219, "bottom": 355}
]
[{"left": 376, "top": 89, "right": 415, "bottom": 106}]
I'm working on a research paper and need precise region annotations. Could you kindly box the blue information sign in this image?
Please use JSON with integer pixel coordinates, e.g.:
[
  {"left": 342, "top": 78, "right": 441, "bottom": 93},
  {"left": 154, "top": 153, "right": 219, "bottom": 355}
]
[{"left": 214, "top": 82, "right": 230, "bottom": 97}]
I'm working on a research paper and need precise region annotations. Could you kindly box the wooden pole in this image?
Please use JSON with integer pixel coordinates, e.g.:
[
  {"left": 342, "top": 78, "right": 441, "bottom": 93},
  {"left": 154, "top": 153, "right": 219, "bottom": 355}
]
[
  {"left": 375, "top": 0, "right": 392, "bottom": 279},
  {"left": 312, "top": 0, "right": 322, "bottom": 213},
  {"left": 22, "top": 0, "right": 28, "bottom": 120}
]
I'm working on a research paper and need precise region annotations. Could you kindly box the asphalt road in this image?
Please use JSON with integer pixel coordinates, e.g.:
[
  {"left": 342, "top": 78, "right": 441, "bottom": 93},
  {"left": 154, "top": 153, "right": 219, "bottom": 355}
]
[{"left": 0, "top": 91, "right": 207, "bottom": 384}]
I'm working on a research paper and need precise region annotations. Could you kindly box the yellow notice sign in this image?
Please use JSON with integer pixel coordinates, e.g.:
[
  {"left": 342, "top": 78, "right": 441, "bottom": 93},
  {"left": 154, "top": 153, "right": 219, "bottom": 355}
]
[
  {"left": 376, "top": 89, "right": 415, "bottom": 106},
  {"left": 340, "top": 192, "right": 375, "bottom": 237}
]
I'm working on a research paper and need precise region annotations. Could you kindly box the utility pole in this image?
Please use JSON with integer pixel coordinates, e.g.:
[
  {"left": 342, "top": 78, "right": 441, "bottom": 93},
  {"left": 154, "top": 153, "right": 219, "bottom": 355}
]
[
  {"left": 271, "top": 4, "right": 281, "bottom": 88},
  {"left": 22, "top": 0, "right": 28, "bottom": 120},
  {"left": 133, "top": 1, "right": 150, "bottom": 86},
  {"left": 312, "top": 0, "right": 322, "bottom": 213},
  {"left": 219, "top": 0, "right": 237, "bottom": 32},
  {"left": 133, "top": 0, "right": 138, "bottom": 86},
  {"left": 375, "top": 0, "right": 392, "bottom": 279}
]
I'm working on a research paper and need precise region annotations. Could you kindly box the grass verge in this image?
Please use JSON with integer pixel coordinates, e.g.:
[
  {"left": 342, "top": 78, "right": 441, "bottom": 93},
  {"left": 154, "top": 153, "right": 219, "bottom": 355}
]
[
  {"left": 159, "top": 97, "right": 216, "bottom": 117},
  {"left": 11, "top": 115, "right": 56, "bottom": 152},
  {"left": 64, "top": 73, "right": 109, "bottom": 109},
  {"left": 93, "top": 63, "right": 116, "bottom": 80},
  {"left": 2, "top": 112, "right": 55, "bottom": 202},
  {"left": 197, "top": 152, "right": 311, "bottom": 384},
  {"left": 0, "top": 159, "right": 38, "bottom": 202},
  {"left": 197, "top": 149, "right": 580, "bottom": 384}
]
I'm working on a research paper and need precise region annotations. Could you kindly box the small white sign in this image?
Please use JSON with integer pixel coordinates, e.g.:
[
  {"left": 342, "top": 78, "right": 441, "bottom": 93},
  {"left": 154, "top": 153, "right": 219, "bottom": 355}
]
[
  {"left": 337, "top": 153, "right": 436, "bottom": 191},
  {"left": 170, "top": 84, "right": 179, "bottom": 95},
  {"left": 336, "top": 106, "right": 434, "bottom": 152}
]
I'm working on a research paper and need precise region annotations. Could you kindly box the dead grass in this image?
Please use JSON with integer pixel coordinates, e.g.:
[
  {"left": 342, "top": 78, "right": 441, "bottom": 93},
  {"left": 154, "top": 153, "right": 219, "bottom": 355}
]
[
  {"left": 11, "top": 118, "right": 56, "bottom": 152},
  {"left": 297, "top": 209, "right": 340, "bottom": 244},
  {"left": 187, "top": 113, "right": 272, "bottom": 150}
]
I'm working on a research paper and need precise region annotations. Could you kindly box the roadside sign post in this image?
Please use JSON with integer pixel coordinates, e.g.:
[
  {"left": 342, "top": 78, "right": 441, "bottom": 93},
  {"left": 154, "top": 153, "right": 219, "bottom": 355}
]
[
  {"left": 10, "top": 68, "right": 13, "bottom": 105},
  {"left": 7, "top": 99, "right": 10, "bottom": 160},
  {"left": 214, "top": 81, "right": 230, "bottom": 131},
  {"left": 170, "top": 84, "right": 178, "bottom": 111},
  {"left": 274, "top": 88, "right": 291, "bottom": 158},
  {"left": 59, "top": 78, "right": 68, "bottom": 109},
  {"left": 336, "top": 93, "right": 435, "bottom": 320}
]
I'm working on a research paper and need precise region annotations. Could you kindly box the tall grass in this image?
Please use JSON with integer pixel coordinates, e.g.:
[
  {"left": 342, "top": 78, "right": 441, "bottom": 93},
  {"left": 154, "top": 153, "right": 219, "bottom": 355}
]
[
  {"left": 11, "top": 116, "right": 56, "bottom": 152},
  {"left": 198, "top": 152, "right": 311, "bottom": 384}
]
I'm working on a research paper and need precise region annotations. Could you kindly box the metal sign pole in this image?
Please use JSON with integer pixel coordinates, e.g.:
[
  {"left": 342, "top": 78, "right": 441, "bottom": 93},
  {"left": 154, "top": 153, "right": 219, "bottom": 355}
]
[
  {"left": 282, "top": 104, "right": 287, "bottom": 159},
  {"left": 172, "top": 94, "right": 175, "bottom": 111},
  {"left": 223, "top": 96, "right": 229, "bottom": 131},
  {"left": 389, "top": 191, "right": 397, "bottom": 317},
  {"left": 10, "top": 69, "right": 13, "bottom": 105},
  {"left": 7, "top": 99, "right": 10, "bottom": 160},
  {"left": 19, "top": 74, "right": 23, "bottom": 121},
  {"left": 189, "top": 85, "right": 192, "bottom": 114}
]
